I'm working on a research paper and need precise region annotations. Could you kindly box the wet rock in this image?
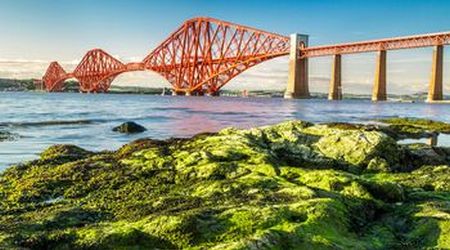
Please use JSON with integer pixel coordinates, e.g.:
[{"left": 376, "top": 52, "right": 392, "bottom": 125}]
[
  {"left": 0, "top": 131, "right": 17, "bottom": 142},
  {"left": 115, "top": 138, "right": 171, "bottom": 159},
  {"left": 379, "top": 117, "right": 450, "bottom": 139},
  {"left": 112, "top": 121, "right": 147, "bottom": 134},
  {"left": 381, "top": 117, "right": 450, "bottom": 133},
  {"left": 40, "top": 144, "right": 93, "bottom": 163},
  {"left": 436, "top": 146, "right": 450, "bottom": 161},
  {"left": 0, "top": 132, "right": 9, "bottom": 141},
  {"left": 1, "top": 119, "right": 450, "bottom": 249},
  {"left": 387, "top": 124, "right": 436, "bottom": 139},
  {"left": 366, "top": 157, "right": 391, "bottom": 173},
  {"left": 403, "top": 143, "right": 448, "bottom": 167},
  {"left": 362, "top": 180, "right": 405, "bottom": 203},
  {"left": 314, "top": 129, "right": 400, "bottom": 172},
  {"left": 324, "top": 122, "right": 406, "bottom": 140}
]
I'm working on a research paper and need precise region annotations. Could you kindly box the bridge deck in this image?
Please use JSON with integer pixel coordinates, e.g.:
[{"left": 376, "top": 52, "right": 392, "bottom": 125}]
[{"left": 303, "top": 31, "right": 450, "bottom": 57}]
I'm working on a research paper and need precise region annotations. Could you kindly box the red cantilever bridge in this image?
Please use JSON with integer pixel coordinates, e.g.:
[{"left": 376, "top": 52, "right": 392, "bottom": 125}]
[{"left": 43, "top": 17, "right": 450, "bottom": 101}]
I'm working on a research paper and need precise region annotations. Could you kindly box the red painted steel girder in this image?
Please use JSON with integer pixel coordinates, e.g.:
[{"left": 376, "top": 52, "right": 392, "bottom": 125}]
[
  {"left": 303, "top": 31, "right": 450, "bottom": 58},
  {"left": 143, "top": 17, "right": 290, "bottom": 94},
  {"left": 42, "top": 62, "right": 70, "bottom": 91},
  {"left": 42, "top": 16, "right": 450, "bottom": 94},
  {"left": 72, "top": 49, "right": 127, "bottom": 92}
]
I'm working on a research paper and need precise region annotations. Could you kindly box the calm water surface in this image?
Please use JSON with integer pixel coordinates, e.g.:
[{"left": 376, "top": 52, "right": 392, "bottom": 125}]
[{"left": 1, "top": 92, "right": 449, "bottom": 170}]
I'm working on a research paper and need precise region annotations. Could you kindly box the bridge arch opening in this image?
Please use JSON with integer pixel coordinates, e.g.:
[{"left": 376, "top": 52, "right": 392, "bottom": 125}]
[
  {"left": 108, "top": 69, "right": 172, "bottom": 93},
  {"left": 218, "top": 56, "right": 289, "bottom": 95},
  {"left": 46, "top": 77, "right": 78, "bottom": 92},
  {"left": 59, "top": 78, "right": 79, "bottom": 92}
]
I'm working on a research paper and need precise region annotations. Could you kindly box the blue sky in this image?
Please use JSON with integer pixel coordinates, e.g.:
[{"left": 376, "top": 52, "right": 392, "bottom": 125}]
[{"left": 0, "top": 0, "right": 449, "bottom": 94}]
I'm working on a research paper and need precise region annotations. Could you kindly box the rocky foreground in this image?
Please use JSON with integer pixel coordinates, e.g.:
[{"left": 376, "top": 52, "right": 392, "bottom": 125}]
[{"left": 0, "top": 119, "right": 449, "bottom": 249}]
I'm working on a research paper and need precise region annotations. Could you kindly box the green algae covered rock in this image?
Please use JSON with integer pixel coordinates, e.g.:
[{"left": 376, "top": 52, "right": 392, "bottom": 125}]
[
  {"left": 379, "top": 117, "right": 450, "bottom": 139},
  {"left": 403, "top": 143, "right": 449, "bottom": 167},
  {"left": 380, "top": 117, "right": 450, "bottom": 133},
  {"left": 0, "top": 120, "right": 449, "bottom": 249},
  {"left": 314, "top": 128, "right": 400, "bottom": 171},
  {"left": 40, "top": 144, "right": 94, "bottom": 164}
]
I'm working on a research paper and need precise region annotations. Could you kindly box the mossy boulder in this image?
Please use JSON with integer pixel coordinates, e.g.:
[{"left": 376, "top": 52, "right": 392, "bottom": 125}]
[
  {"left": 314, "top": 128, "right": 400, "bottom": 172},
  {"left": 403, "top": 143, "right": 448, "bottom": 167},
  {"left": 380, "top": 117, "right": 450, "bottom": 133},
  {"left": 379, "top": 117, "right": 450, "bottom": 139},
  {"left": 0, "top": 120, "right": 449, "bottom": 249},
  {"left": 39, "top": 144, "right": 93, "bottom": 164}
]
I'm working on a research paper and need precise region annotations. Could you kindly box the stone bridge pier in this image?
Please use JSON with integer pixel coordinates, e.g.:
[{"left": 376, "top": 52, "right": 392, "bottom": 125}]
[
  {"left": 285, "top": 33, "right": 448, "bottom": 102},
  {"left": 428, "top": 45, "right": 444, "bottom": 102}
]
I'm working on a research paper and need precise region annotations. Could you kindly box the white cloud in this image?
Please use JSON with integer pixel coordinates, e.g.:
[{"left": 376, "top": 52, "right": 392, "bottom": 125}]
[
  {"left": 1, "top": 54, "right": 449, "bottom": 95},
  {"left": 0, "top": 58, "right": 48, "bottom": 64}
]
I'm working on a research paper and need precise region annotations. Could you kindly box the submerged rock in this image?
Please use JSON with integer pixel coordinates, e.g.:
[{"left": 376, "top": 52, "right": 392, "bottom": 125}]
[
  {"left": 0, "top": 120, "right": 449, "bottom": 249},
  {"left": 0, "top": 132, "right": 9, "bottom": 142},
  {"left": 112, "top": 121, "right": 147, "bottom": 133},
  {"left": 0, "top": 131, "right": 17, "bottom": 142}
]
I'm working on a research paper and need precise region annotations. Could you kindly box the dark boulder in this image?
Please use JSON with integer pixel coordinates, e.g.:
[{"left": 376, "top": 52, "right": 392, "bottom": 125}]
[
  {"left": 0, "top": 131, "right": 18, "bottom": 142},
  {"left": 113, "top": 122, "right": 147, "bottom": 134},
  {"left": 0, "top": 131, "right": 10, "bottom": 142},
  {"left": 402, "top": 143, "right": 448, "bottom": 168}
]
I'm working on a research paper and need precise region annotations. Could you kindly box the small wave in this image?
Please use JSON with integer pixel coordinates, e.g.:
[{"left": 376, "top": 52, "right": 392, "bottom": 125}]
[
  {"left": 0, "top": 119, "right": 97, "bottom": 128},
  {"left": 0, "top": 115, "right": 175, "bottom": 128},
  {"left": 151, "top": 107, "right": 191, "bottom": 112},
  {"left": 185, "top": 110, "right": 250, "bottom": 116}
]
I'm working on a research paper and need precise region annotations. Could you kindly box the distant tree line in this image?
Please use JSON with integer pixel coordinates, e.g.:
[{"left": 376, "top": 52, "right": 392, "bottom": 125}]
[{"left": 0, "top": 78, "right": 36, "bottom": 91}]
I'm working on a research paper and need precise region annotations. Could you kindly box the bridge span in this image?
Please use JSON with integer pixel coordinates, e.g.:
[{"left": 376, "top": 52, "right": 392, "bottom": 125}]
[{"left": 42, "top": 17, "right": 449, "bottom": 102}]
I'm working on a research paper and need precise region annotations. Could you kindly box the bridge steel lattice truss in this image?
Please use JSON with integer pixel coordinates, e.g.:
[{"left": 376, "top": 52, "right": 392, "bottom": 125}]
[{"left": 43, "top": 17, "right": 450, "bottom": 96}]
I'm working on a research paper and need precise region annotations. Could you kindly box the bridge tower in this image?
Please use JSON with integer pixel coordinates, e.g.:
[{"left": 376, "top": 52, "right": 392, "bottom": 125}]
[{"left": 285, "top": 34, "right": 310, "bottom": 99}]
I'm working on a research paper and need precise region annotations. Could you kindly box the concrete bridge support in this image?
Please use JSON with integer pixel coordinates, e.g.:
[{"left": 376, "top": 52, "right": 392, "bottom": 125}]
[
  {"left": 328, "top": 54, "right": 342, "bottom": 100},
  {"left": 285, "top": 34, "right": 310, "bottom": 99},
  {"left": 427, "top": 45, "right": 444, "bottom": 102},
  {"left": 372, "top": 50, "right": 387, "bottom": 101}
]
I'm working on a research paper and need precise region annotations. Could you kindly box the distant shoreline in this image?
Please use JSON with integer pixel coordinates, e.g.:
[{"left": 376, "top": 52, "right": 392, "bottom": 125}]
[
  {"left": 2, "top": 89, "right": 448, "bottom": 103},
  {"left": 1, "top": 78, "right": 448, "bottom": 101}
]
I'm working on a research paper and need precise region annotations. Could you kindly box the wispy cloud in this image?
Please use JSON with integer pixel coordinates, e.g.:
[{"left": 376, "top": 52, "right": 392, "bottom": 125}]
[
  {"left": 0, "top": 59, "right": 48, "bottom": 64},
  {"left": 1, "top": 54, "right": 449, "bottom": 94}
]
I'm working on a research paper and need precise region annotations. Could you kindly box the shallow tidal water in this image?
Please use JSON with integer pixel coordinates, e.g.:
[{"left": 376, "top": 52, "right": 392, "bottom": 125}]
[{"left": 1, "top": 91, "right": 450, "bottom": 170}]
